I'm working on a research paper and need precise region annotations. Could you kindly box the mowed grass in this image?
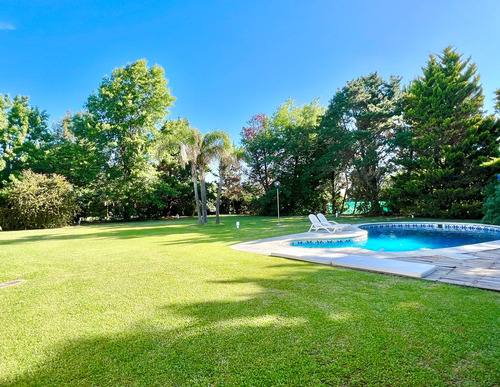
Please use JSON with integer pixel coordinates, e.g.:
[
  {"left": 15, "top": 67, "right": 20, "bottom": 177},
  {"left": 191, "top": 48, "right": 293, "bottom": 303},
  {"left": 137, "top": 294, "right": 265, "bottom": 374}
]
[{"left": 0, "top": 216, "right": 499, "bottom": 386}]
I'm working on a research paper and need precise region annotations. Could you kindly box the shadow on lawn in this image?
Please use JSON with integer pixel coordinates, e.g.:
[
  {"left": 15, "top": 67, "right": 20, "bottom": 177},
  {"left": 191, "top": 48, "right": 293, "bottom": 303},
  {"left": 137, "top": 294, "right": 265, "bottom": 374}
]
[
  {"left": 0, "top": 216, "right": 309, "bottom": 247},
  {"left": 3, "top": 264, "right": 495, "bottom": 386},
  {"left": 1, "top": 215, "right": 468, "bottom": 247},
  {"left": 0, "top": 215, "right": 441, "bottom": 248},
  {"left": 0, "top": 221, "right": 193, "bottom": 245}
]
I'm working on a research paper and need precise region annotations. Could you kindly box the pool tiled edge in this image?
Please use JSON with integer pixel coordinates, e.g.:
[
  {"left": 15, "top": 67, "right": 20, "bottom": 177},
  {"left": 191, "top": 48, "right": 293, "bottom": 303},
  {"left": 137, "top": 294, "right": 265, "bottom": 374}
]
[{"left": 230, "top": 223, "right": 500, "bottom": 291}]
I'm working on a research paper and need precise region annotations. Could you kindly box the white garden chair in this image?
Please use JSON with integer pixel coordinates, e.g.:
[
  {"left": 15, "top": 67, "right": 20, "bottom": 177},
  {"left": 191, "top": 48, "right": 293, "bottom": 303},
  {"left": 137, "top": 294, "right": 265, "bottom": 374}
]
[
  {"left": 317, "top": 213, "right": 351, "bottom": 231},
  {"left": 308, "top": 214, "right": 342, "bottom": 234}
]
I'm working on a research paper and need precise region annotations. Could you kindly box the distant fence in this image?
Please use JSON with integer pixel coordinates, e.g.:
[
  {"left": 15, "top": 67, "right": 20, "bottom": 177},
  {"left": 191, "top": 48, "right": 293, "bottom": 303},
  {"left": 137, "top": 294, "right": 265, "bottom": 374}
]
[{"left": 326, "top": 201, "right": 389, "bottom": 215}]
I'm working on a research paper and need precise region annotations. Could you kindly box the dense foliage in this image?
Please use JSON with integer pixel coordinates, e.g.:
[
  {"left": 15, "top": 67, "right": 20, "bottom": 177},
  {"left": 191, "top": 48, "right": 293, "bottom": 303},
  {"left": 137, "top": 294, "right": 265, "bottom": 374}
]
[
  {"left": 0, "top": 94, "right": 51, "bottom": 182},
  {"left": 241, "top": 99, "right": 325, "bottom": 215},
  {"left": 388, "top": 48, "right": 500, "bottom": 218},
  {"left": 482, "top": 180, "right": 500, "bottom": 224},
  {"left": 318, "top": 73, "right": 402, "bottom": 215},
  {"left": 84, "top": 59, "right": 176, "bottom": 219},
  {"left": 242, "top": 48, "right": 500, "bottom": 219},
  {"left": 482, "top": 90, "right": 500, "bottom": 224},
  {"left": 0, "top": 170, "right": 79, "bottom": 230},
  {"left": 1, "top": 48, "right": 499, "bottom": 227},
  {"left": 0, "top": 61, "right": 242, "bottom": 226}
]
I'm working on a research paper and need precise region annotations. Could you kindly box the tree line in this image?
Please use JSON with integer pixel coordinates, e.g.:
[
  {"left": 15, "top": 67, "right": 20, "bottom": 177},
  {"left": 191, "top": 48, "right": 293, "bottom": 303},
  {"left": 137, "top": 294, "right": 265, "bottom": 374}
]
[
  {"left": 241, "top": 47, "right": 500, "bottom": 221},
  {"left": 1, "top": 47, "right": 500, "bottom": 230},
  {"left": 0, "top": 60, "right": 244, "bottom": 229}
]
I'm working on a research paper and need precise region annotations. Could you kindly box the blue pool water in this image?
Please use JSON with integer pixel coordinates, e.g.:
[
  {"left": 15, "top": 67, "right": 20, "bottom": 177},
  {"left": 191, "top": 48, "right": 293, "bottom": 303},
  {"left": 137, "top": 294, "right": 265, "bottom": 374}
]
[{"left": 293, "top": 227, "right": 500, "bottom": 252}]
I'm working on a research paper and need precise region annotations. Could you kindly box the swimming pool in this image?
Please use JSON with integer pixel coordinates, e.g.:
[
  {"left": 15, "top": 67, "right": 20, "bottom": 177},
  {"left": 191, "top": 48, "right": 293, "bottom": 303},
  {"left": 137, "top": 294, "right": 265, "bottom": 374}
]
[{"left": 291, "top": 223, "right": 500, "bottom": 252}]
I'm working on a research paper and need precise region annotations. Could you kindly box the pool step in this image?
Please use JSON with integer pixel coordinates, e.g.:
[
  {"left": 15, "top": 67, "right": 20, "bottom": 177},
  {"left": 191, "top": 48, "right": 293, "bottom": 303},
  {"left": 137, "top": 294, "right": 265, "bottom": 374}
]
[
  {"left": 331, "top": 256, "right": 436, "bottom": 278},
  {"left": 271, "top": 250, "right": 436, "bottom": 278}
]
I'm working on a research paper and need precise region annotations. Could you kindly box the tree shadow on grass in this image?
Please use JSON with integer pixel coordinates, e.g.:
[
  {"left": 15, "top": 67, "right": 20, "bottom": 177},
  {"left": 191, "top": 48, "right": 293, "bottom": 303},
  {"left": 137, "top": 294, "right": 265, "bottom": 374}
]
[
  {"left": 4, "top": 265, "right": 498, "bottom": 386},
  {"left": 0, "top": 216, "right": 309, "bottom": 247},
  {"left": 1, "top": 215, "right": 477, "bottom": 247},
  {"left": 0, "top": 221, "right": 194, "bottom": 246}
]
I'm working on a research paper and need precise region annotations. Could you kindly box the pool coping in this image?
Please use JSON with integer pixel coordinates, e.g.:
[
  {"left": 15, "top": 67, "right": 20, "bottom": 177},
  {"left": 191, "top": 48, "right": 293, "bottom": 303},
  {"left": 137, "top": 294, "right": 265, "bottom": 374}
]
[
  {"left": 230, "top": 222, "right": 500, "bottom": 291},
  {"left": 290, "top": 222, "right": 500, "bottom": 260}
]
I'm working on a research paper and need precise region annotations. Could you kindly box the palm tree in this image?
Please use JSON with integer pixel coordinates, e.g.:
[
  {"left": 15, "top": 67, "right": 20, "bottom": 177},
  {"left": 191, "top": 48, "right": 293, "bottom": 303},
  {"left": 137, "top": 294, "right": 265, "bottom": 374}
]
[
  {"left": 180, "top": 128, "right": 204, "bottom": 225},
  {"left": 214, "top": 137, "right": 239, "bottom": 224},
  {"left": 178, "top": 128, "right": 229, "bottom": 225},
  {"left": 197, "top": 130, "right": 230, "bottom": 223},
  {"left": 158, "top": 121, "right": 229, "bottom": 225}
]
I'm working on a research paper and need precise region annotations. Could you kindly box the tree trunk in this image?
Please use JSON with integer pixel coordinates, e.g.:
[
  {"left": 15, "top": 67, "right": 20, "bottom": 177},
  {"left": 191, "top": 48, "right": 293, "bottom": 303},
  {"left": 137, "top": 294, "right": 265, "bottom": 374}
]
[
  {"left": 192, "top": 173, "right": 203, "bottom": 225},
  {"left": 330, "top": 170, "right": 336, "bottom": 213},
  {"left": 340, "top": 172, "right": 349, "bottom": 214},
  {"left": 215, "top": 170, "right": 223, "bottom": 224},
  {"left": 341, "top": 183, "right": 348, "bottom": 214},
  {"left": 263, "top": 146, "right": 271, "bottom": 192},
  {"left": 200, "top": 173, "right": 208, "bottom": 223}
]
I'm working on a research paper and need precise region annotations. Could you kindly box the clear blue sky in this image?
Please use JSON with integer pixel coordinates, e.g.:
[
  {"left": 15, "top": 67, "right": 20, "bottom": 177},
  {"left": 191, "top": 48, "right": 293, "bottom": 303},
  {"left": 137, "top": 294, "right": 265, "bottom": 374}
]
[{"left": 1, "top": 0, "right": 499, "bottom": 142}]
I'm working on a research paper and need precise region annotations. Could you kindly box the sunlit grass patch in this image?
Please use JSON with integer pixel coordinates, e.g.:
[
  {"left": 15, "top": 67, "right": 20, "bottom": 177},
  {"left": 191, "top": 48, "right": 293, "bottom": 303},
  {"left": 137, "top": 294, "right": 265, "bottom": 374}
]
[{"left": 0, "top": 216, "right": 499, "bottom": 386}]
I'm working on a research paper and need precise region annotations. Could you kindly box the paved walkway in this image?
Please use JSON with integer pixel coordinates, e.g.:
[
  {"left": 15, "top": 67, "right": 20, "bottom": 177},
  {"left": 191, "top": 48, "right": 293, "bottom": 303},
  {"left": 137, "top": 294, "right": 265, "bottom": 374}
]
[
  {"left": 231, "top": 230, "right": 500, "bottom": 292},
  {"left": 397, "top": 251, "right": 500, "bottom": 291}
]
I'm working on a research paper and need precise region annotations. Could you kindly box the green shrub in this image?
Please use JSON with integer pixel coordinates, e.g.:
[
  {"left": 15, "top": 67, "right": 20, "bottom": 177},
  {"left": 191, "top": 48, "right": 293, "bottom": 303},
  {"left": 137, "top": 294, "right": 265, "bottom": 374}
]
[
  {"left": 0, "top": 170, "right": 80, "bottom": 230},
  {"left": 482, "top": 181, "right": 500, "bottom": 224}
]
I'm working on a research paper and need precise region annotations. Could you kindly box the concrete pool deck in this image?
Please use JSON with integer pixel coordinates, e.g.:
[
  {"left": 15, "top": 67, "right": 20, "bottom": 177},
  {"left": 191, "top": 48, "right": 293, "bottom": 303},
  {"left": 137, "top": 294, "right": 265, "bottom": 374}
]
[{"left": 230, "top": 227, "right": 500, "bottom": 292}]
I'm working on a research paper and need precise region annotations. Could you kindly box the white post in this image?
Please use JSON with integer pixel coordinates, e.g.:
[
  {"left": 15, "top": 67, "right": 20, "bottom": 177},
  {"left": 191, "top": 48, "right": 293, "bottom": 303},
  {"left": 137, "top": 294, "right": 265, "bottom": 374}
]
[
  {"left": 277, "top": 187, "right": 280, "bottom": 225},
  {"left": 275, "top": 181, "right": 281, "bottom": 226}
]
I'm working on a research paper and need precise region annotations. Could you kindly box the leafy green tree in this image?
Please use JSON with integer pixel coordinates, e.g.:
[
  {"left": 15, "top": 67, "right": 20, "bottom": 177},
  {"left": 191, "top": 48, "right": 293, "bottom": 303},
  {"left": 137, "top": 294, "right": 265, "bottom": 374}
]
[
  {"left": 319, "top": 74, "right": 402, "bottom": 215},
  {"left": 0, "top": 170, "right": 79, "bottom": 230},
  {"left": 84, "top": 59, "right": 175, "bottom": 219},
  {"left": 0, "top": 96, "right": 8, "bottom": 177},
  {"left": 241, "top": 100, "right": 325, "bottom": 215},
  {"left": 389, "top": 47, "right": 500, "bottom": 218},
  {"left": 45, "top": 112, "right": 106, "bottom": 218},
  {"left": 316, "top": 93, "right": 353, "bottom": 214},
  {"left": 48, "top": 112, "right": 103, "bottom": 187},
  {"left": 219, "top": 161, "right": 251, "bottom": 215},
  {"left": 156, "top": 118, "right": 192, "bottom": 165},
  {"left": 156, "top": 118, "right": 196, "bottom": 217},
  {"left": 270, "top": 99, "right": 325, "bottom": 215},
  {"left": 0, "top": 95, "right": 52, "bottom": 185},
  {"left": 241, "top": 114, "right": 274, "bottom": 193}
]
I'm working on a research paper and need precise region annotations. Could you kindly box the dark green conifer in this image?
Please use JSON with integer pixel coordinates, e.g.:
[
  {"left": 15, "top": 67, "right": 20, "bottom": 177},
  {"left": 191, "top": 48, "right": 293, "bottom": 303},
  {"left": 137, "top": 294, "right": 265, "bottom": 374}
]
[{"left": 389, "top": 48, "right": 500, "bottom": 218}]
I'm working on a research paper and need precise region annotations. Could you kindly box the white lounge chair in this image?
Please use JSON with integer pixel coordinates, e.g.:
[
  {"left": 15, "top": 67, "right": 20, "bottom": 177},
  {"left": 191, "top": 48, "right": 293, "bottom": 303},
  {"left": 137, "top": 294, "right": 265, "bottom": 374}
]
[
  {"left": 317, "top": 213, "right": 351, "bottom": 231},
  {"left": 308, "top": 214, "right": 342, "bottom": 234}
]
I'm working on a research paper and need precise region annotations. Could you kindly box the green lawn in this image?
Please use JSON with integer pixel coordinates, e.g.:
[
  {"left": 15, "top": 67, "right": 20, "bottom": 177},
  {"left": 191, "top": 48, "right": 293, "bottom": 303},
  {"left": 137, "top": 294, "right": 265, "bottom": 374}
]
[{"left": 1, "top": 216, "right": 499, "bottom": 386}]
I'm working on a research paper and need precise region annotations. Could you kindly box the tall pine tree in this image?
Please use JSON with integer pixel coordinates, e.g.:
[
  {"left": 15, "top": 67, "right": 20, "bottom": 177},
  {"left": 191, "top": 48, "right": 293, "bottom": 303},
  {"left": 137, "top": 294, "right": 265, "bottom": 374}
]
[{"left": 389, "top": 47, "right": 500, "bottom": 218}]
